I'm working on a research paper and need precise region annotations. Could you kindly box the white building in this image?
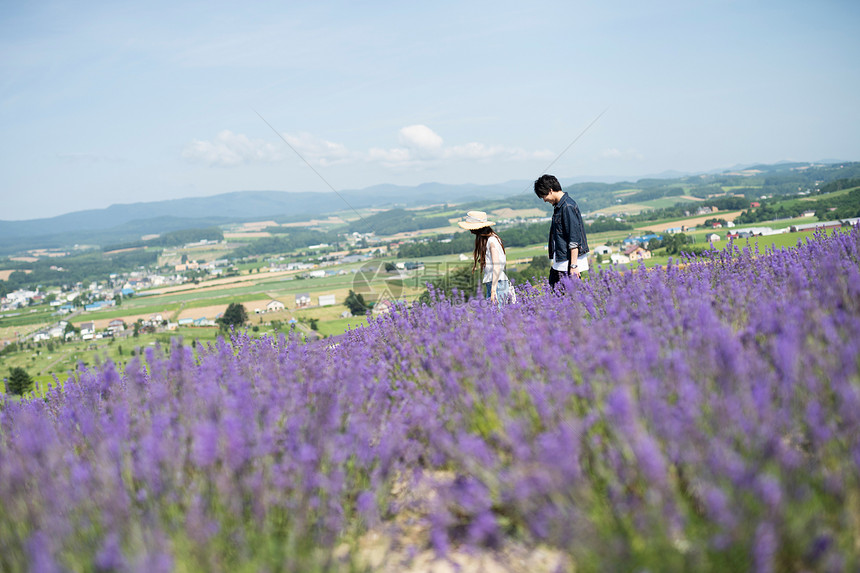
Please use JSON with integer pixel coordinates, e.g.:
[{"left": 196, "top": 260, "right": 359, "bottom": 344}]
[{"left": 80, "top": 321, "right": 95, "bottom": 341}]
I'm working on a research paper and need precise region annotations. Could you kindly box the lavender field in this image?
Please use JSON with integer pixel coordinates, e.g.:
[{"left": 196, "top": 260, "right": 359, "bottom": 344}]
[{"left": 2, "top": 227, "right": 859, "bottom": 572}]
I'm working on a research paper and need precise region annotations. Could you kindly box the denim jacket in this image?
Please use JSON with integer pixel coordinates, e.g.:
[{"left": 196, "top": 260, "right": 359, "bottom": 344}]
[{"left": 549, "top": 193, "right": 589, "bottom": 264}]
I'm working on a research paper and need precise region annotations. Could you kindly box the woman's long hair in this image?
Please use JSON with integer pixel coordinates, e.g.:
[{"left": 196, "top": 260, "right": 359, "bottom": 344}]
[{"left": 471, "top": 226, "right": 505, "bottom": 273}]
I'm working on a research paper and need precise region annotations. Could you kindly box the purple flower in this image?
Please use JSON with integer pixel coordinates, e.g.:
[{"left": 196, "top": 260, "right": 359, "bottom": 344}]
[
  {"left": 753, "top": 521, "right": 777, "bottom": 573},
  {"left": 95, "top": 532, "right": 125, "bottom": 571}
]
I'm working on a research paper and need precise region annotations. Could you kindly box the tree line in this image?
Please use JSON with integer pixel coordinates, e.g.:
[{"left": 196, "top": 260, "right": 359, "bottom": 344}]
[
  {"left": 348, "top": 208, "right": 449, "bottom": 235},
  {"left": 627, "top": 196, "right": 749, "bottom": 224},
  {"left": 232, "top": 229, "right": 340, "bottom": 258},
  {"left": 734, "top": 182, "right": 860, "bottom": 225},
  {"left": 103, "top": 227, "right": 224, "bottom": 252}
]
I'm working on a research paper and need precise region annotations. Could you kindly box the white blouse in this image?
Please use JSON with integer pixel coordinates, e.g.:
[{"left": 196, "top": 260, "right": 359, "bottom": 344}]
[{"left": 482, "top": 235, "right": 509, "bottom": 284}]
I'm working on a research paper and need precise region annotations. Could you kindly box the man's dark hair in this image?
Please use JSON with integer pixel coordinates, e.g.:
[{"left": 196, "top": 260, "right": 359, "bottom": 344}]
[{"left": 534, "top": 174, "right": 562, "bottom": 198}]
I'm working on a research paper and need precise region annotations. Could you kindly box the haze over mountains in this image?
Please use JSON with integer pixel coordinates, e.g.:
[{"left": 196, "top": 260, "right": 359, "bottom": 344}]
[
  {"left": 1, "top": 181, "right": 524, "bottom": 238},
  {"left": 0, "top": 173, "right": 638, "bottom": 241}
]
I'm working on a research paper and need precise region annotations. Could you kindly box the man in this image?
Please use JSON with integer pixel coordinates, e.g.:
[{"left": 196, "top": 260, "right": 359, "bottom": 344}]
[{"left": 534, "top": 174, "right": 590, "bottom": 288}]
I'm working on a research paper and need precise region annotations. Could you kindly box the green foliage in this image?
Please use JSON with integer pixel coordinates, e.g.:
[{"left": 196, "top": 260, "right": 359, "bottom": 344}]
[
  {"left": 678, "top": 243, "right": 715, "bottom": 256},
  {"left": 819, "top": 177, "right": 860, "bottom": 194},
  {"left": 398, "top": 232, "right": 474, "bottom": 258},
  {"left": 348, "top": 208, "right": 449, "bottom": 235},
  {"left": 344, "top": 291, "right": 369, "bottom": 316},
  {"left": 814, "top": 187, "right": 860, "bottom": 221},
  {"left": 232, "top": 230, "right": 338, "bottom": 258},
  {"left": 420, "top": 263, "right": 481, "bottom": 303},
  {"left": 507, "top": 256, "right": 551, "bottom": 286},
  {"left": 104, "top": 227, "right": 224, "bottom": 251},
  {"left": 459, "top": 192, "right": 552, "bottom": 215},
  {"left": 0, "top": 342, "right": 19, "bottom": 356},
  {"left": 662, "top": 233, "right": 694, "bottom": 255},
  {"left": 734, "top": 187, "right": 860, "bottom": 225},
  {"left": 499, "top": 224, "right": 547, "bottom": 248},
  {"left": 623, "top": 184, "right": 686, "bottom": 203},
  {"left": 587, "top": 218, "right": 634, "bottom": 233},
  {"left": 628, "top": 196, "right": 749, "bottom": 224},
  {"left": 7, "top": 367, "right": 34, "bottom": 396},
  {"left": 218, "top": 303, "right": 248, "bottom": 331},
  {"left": 735, "top": 202, "right": 809, "bottom": 225}
]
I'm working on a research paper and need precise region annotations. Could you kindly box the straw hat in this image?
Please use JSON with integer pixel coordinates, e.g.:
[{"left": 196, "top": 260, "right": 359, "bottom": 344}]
[{"left": 457, "top": 210, "right": 494, "bottom": 230}]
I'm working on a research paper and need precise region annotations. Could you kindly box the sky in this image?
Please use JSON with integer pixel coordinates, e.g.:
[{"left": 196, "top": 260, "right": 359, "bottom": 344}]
[{"left": 1, "top": 0, "right": 859, "bottom": 221}]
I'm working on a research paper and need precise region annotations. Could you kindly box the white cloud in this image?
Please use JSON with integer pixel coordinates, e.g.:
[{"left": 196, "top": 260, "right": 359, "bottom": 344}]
[
  {"left": 182, "top": 130, "right": 282, "bottom": 166},
  {"left": 373, "top": 125, "right": 553, "bottom": 167},
  {"left": 367, "top": 147, "right": 412, "bottom": 163},
  {"left": 183, "top": 126, "right": 553, "bottom": 168},
  {"left": 281, "top": 133, "right": 354, "bottom": 166},
  {"left": 398, "top": 124, "right": 444, "bottom": 152}
]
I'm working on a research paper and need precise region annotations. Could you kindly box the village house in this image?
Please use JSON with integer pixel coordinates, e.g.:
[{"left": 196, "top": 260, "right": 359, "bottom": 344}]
[
  {"left": 706, "top": 233, "right": 721, "bottom": 243},
  {"left": 33, "top": 331, "right": 51, "bottom": 343},
  {"left": 266, "top": 299, "right": 286, "bottom": 313},
  {"left": 372, "top": 299, "right": 396, "bottom": 315},
  {"left": 80, "top": 321, "right": 95, "bottom": 341},
  {"left": 296, "top": 293, "right": 311, "bottom": 308},
  {"left": 623, "top": 245, "right": 651, "bottom": 261},
  {"left": 622, "top": 234, "right": 662, "bottom": 247},
  {"left": 144, "top": 314, "right": 164, "bottom": 327}
]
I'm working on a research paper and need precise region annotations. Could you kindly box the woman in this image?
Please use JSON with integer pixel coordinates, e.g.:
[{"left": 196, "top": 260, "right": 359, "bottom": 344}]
[{"left": 458, "top": 211, "right": 514, "bottom": 305}]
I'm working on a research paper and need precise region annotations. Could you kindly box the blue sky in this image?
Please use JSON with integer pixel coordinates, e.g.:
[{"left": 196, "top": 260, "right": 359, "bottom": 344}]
[{"left": 1, "top": 0, "right": 858, "bottom": 221}]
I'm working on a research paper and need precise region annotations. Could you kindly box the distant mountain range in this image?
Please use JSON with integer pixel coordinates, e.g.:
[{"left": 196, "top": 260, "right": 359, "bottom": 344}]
[
  {"left": 0, "top": 181, "right": 530, "bottom": 254},
  {"left": 0, "top": 160, "right": 854, "bottom": 256}
]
